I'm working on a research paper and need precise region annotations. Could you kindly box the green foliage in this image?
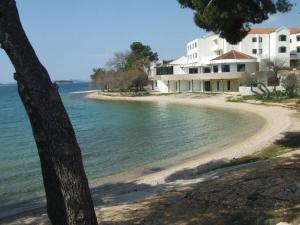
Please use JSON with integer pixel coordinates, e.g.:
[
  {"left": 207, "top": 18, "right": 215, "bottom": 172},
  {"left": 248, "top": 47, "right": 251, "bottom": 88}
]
[
  {"left": 126, "top": 42, "right": 158, "bottom": 72},
  {"left": 254, "top": 91, "right": 286, "bottom": 102},
  {"left": 177, "top": 0, "right": 293, "bottom": 44},
  {"left": 91, "top": 42, "right": 158, "bottom": 92},
  {"left": 228, "top": 91, "right": 299, "bottom": 103},
  {"left": 130, "top": 42, "right": 158, "bottom": 63},
  {"left": 280, "top": 72, "right": 299, "bottom": 97}
]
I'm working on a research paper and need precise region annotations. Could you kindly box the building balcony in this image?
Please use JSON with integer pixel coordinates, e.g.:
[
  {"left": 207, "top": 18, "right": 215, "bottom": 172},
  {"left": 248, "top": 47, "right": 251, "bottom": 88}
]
[{"left": 149, "top": 72, "right": 244, "bottom": 81}]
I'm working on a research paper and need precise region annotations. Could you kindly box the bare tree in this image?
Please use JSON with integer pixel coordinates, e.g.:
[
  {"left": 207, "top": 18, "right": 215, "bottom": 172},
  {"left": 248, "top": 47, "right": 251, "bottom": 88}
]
[
  {"left": 240, "top": 72, "right": 270, "bottom": 96},
  {"left": 91, "top": 69, "right": 148, "bottom": 93},
  {"left": 0, "top": 1, "right": 98, "bottom": 224},
  {"left": 107, "top": 51, "right": 130, "bottom": 72},
  {"left": 261, "top": 57, "right": 289, "bottom": 92},
  {"left": 279, "top": 70, "right": 299, "bottom": 97}
]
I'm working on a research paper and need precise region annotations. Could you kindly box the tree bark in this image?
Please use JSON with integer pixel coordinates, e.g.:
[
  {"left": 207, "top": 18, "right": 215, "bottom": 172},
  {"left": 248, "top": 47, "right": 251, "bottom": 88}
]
[{"left": 0, "top": 1, "right": 98, "bottom": 224}]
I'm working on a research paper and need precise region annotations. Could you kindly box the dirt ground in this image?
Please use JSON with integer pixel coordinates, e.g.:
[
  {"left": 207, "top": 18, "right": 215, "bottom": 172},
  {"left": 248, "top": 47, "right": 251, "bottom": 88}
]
[{"left": 98, "top": 152, "right": 300, "bottom": 225}]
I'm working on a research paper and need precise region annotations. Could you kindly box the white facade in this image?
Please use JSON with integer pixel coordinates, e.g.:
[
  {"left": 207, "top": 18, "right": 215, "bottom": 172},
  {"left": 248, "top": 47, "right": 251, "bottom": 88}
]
[
  {"left": 290, "top": 30, "right": 300, "bottom": 63},
  {"left": 150, "top": 27, "right": 300, "bottom": 93},
  {"left": 185, "top": 27, "right": 299, "bottom": 68}
]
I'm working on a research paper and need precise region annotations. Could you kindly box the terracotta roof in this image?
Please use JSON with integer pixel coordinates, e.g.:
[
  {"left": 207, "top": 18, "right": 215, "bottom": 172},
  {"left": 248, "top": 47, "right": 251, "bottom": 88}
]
[
  {"left": 211, "top": 50, "right": 256, "bottom": 61},
  {"left": 248, "top": 28, "right": 277, "bottom": 34},
  {"left": 289, "top": 28, "right": 300, "bottom": 34},
  {"left": 248, "top": 27, "right": 300, "bottom": 34}
]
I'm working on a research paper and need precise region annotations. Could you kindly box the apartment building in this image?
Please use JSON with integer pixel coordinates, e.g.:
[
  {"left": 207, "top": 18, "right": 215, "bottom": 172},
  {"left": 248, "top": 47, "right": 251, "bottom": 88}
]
[{"left": 150, "top": 27, "right": 300, "bottom": 93}]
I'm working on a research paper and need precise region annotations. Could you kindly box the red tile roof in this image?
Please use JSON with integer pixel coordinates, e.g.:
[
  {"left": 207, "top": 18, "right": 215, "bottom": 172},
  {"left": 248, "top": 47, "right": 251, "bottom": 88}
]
[
  {"left": 248, "top": 28, "right": 277, "bottom": 34},
  {"left": 211, "top": 50, "right": 256, "bottom": 61},
  {"left": 289, "top": 28, "right": 300, "bottom": 34},
  {"left": 248, "top": 27, "right": 300, "bottom": 34}
]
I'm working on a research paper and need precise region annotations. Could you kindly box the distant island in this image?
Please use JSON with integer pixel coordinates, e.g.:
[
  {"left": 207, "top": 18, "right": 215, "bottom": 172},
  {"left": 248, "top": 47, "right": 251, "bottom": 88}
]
[{"left": 54, "top": 80, "right": 74, "bottom": 84}]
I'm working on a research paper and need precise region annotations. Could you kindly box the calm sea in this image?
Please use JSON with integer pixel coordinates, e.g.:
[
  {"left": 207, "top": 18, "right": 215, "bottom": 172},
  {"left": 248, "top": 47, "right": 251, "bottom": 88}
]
[{"left": 0, "top": 82, "right": 263, "bottom": 218}]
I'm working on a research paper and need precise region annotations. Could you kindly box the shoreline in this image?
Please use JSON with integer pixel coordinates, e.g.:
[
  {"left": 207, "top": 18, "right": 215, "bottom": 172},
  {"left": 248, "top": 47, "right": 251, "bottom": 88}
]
[
  {"left": 2, "top": 92, "right": 298, "bottom": 224},
  {"left": 87, "top": 92, "right": 295, "bottom": 186}
]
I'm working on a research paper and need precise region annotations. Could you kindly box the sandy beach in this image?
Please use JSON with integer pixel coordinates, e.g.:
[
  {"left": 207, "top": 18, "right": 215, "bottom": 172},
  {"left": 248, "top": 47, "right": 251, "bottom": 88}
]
[
  {"left": 87, "top": 92, "right": 298, "bottom": 185},
  {"left": 2, "top": 92, "right": 300, "bottom": 225}
]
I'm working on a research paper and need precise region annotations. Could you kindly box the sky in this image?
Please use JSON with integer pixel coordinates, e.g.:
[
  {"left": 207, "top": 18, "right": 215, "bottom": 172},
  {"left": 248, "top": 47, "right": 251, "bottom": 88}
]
[{"left": 1, "top": 0, "right": 300, "bottom": 83}]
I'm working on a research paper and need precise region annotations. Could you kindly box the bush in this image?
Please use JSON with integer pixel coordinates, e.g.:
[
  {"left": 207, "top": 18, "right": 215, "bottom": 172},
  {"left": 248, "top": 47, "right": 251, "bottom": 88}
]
[{"left": 280, "top": 72, "right": 299, "bottom": 97}]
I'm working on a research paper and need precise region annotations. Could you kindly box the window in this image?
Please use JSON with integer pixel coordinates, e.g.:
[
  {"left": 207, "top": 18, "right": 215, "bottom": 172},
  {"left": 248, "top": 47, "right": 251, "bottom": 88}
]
[
  {"left": 189, "top": 68, "right": 198, "bottom": 74},
  {"left": 195, "top": 42, "right": 197, "bottom": 48},
  {"left": 297, "top": 47, "right": 300, "bottom": 53},
  {"left": 279, "top": 46, "right": 287, "bottom": 53},
  {"left": 213, "top": 65, "right": 218, "bottom": 73},
  {"left": 259, "top": 49, "right": 263, "bottom": 54},
  {"left": 203, "top": 67, "right": 211, "bottom": 73},
  {"left": 252, "top": 49, "right": 257, "bottom": 54},
  {"left": 297, "top": 35, "right": 300, "bottom": 42},
  {"left": 237, "top": 64, "right": 246, "bottom": 72},
  {"left": 217, "top": 81, "right": 220, "bottom": 91},
  {"left": 195, "top": 53, "right": 197, "bottom": 58},
  {"left": 279, "top": 35, "right": 287, "bottom": 42},
  {"left": 222, "top": 65, "right": 230, "bottom": 72},
  {"left": 259, "top": 37, "right": 263, "bottom": 42},
  {"left": 227, "top": 80, "right": 231, "bottom": 91},
  {"left": 156, "top": 66, "right": 174, "bottom": 75},
  {"left": 290, "top": 39, "right": 292, "bottom": 43},
  {"left": 252, "top": 37, "right": 257, "bottom": 42}
]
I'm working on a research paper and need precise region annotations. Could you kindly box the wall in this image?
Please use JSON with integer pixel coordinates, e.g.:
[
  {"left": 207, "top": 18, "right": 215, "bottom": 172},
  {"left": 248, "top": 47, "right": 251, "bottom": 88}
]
[
  {"left": 270, "top": 28, "right": 290, "bottom": 67},
  {"left": 239, "top": 86, "right": 285, "bottom": 96},
  {"left": 156, "top": 80, "right": 169, "bottom": 93},
  {"left": 192, "top": 80, "right": 201, "bottom": 92},
  {"left": 187, "top": 39, "right": 200, "bottom": 64},
  {"left": 290, "top": 33, "right": 300, "bottom": 62},
  {"left": 173, "top": 65, "right": 186, "bottom": 75}
]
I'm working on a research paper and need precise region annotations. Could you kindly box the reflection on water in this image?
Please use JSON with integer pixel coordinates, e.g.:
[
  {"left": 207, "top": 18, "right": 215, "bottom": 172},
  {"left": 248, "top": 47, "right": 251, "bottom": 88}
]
[{"left": 0, "top": 83, "right": 264, "bottom": 218}]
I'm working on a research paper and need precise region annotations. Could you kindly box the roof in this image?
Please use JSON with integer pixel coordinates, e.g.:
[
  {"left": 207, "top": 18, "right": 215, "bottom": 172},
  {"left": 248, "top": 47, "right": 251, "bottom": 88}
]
[
  {"left": 169, "top": 56, "right": 187, "bottom": 65},
  {"left": 211, "top": 50, "right": 256, "bottom": 61},
  {"left": 248, "top": 28, "right": 277, "bottom": 34},
  {"left": 289, "top": 28, "right": 300, "bottom": 34},
  {"left": 248, "top": 27, "right": 300, "bottom": 34}
]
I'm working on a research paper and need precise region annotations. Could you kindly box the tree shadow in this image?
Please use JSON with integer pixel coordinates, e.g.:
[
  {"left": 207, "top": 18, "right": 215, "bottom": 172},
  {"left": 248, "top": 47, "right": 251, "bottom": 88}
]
[
  {"left": 165, "top": 156, "right": 260, "bottom": 182},
  {"left": 275, "top": 131, "right": 300, "bottom": 149},
  {"left": 91, "top": 181, "right": 166, "bottom": 207},
  {"left": 100, "top": 153, "right": 300, "bottom": 225},
  {"left": 3, "top": 132, "right": 300, "bottom": 224},
  {"left": 3, "top": 153, "right": 300, "bottom": 225},
  {"left": 0, "top": 180, "right": 168, "bottom": 224}
]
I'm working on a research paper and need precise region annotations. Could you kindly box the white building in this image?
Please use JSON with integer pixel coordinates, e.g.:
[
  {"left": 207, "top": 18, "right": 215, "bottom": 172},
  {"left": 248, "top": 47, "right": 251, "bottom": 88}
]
[{"left": 150, "top": 27, "right": 300, "bottom": 93}]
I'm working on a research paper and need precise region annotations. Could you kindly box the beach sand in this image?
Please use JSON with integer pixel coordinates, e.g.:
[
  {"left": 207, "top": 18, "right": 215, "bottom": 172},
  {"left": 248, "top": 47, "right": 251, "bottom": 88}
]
[
  {"left": 87, "top": 93, "right": 297, "bottom": 185},
  {"left": 2, "top": 92, "right": 300, "bottom": 225}
]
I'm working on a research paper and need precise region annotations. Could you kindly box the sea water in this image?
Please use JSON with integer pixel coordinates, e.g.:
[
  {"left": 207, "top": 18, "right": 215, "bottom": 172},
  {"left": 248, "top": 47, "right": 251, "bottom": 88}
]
[{"left": 0, "top": 83, "right": 264, "bottom": 218}]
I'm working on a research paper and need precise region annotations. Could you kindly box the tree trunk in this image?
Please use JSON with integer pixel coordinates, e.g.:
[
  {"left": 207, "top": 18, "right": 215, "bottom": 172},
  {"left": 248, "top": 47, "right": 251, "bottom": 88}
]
[{"left": 0, "top": 1, "right": 98, "bottom": 224}]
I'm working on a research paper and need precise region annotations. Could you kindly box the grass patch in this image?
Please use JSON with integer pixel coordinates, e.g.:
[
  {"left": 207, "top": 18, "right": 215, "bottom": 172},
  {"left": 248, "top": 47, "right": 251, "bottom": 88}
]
[
  {"left": 97, "top": 91, "right": 150, "bottom": 97},
  {"left": 189, "top": 142, "right": 298, "bottom": 180},
  {"left": 255, "top": 145, "right": 291, "bottom": 160},
  {"left": 227, "top": 92, "right": 300, "bottom": 104}
]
